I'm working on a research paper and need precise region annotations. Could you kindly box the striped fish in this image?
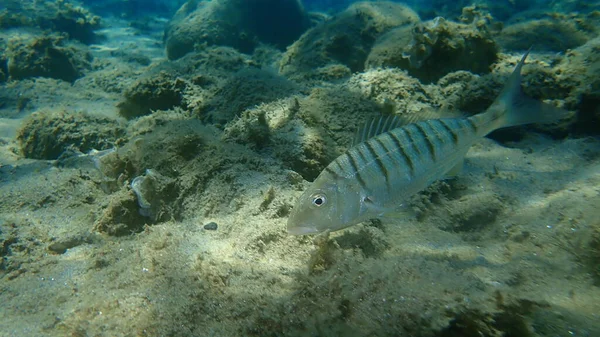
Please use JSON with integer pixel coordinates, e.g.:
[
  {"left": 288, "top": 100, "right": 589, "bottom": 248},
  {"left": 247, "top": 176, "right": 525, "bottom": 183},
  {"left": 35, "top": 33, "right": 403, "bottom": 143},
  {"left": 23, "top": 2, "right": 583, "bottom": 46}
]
[{"left": 287, "top": 50, "right": 569, "bottom": 235}]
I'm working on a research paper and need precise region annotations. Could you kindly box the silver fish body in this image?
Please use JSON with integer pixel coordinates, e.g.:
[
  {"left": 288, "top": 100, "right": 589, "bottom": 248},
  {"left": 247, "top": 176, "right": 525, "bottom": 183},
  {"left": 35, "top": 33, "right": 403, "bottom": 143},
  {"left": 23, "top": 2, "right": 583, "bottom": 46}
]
[{"left": 287, "top": 51, "right": 569, "bottom": 235}]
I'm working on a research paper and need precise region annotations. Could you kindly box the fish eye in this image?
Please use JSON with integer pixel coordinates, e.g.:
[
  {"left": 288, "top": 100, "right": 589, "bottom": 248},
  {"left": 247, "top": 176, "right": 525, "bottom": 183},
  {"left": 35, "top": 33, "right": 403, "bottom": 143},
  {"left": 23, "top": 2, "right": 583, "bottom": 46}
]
[{"left": 311, "top": 194, "right": 326, "bottom": 207}]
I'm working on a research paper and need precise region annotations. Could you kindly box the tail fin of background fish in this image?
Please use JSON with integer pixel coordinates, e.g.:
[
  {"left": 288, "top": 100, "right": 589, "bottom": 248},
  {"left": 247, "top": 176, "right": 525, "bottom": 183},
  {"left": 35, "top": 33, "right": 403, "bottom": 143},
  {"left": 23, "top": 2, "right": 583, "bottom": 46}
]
[{"left": 479, "top": 49, "right": 570, "bottom": 134}]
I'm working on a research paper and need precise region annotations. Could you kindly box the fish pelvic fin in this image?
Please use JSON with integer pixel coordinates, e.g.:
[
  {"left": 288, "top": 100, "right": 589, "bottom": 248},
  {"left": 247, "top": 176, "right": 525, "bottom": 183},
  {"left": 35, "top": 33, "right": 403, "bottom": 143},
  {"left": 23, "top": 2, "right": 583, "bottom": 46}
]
[{"left": 476, "top": 49, "right": 571, "bottom": 135}]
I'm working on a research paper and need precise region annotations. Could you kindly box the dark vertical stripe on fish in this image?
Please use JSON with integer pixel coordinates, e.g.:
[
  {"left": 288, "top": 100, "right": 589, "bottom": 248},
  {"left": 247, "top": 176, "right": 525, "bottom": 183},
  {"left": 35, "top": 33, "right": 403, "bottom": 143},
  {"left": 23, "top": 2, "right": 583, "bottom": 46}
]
[
  {"left": 355, "top": 145, "right": 369, "bottom": 165},
  {"left": 334, "top": 160, "right": 347, "bottom": 176},
  {"left": 421, "top": 120, "right": 445, "bottom": 157},
  {"left": 365, "top": 140, "right": 390, "bottom": 189},
  {"left": 437, "top": 119, "right": 458, "bottom": 145},
  {"left": 465, "top": 118, "right": 479, "bottom": 134},
  {"left": 413, "top": 124, "right": 436, "bottom": 161},
  {"left": 345, "top": 152, "right": 367, "bottom": 189},
  {"left": 378, "top": 134, "right": 407, "bottom": 172},
  {"left": 403, "top": 126, "right": 422, "bottom": 157},
  {"left": 386, "top": 132, "right": 415, "bottom": 175},
  {"left": 324, "top": 166, "right": 341, "bottom": 179},
  {"left": 424, "top": 120, "right": 446, "bottom": 146}
]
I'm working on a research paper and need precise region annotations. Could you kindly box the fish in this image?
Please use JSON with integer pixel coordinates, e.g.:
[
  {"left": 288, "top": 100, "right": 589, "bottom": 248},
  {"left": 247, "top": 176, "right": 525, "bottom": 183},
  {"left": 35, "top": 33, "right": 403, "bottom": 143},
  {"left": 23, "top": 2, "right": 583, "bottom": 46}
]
[{"left": 287, "top": 50, "right": 569, "bottom": 235}]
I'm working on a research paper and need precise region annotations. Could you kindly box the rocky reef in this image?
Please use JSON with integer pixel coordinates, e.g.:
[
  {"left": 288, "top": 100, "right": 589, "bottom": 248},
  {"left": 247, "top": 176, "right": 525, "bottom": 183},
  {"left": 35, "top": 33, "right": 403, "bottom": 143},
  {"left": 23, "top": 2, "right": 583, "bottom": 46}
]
[
  {"left": 164, "top": 0, "right": 311, "bottom": 60},
  {"left": 5, "top": 34, "right": 92, "bottom": 82},
  {"left": 279, "top": 1, "right": 420, "bottom": 80},
  {"left": 0, "top": 0, "right": 101, "bottom": 44}
]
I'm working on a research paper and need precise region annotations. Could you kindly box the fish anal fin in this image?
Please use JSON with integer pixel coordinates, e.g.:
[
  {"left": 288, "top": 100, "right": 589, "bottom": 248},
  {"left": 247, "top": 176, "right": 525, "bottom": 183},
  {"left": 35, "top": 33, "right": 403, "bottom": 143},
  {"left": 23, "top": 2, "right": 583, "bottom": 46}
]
[{"left": 445, "top": 159, "right": 464, "bottom": 178}]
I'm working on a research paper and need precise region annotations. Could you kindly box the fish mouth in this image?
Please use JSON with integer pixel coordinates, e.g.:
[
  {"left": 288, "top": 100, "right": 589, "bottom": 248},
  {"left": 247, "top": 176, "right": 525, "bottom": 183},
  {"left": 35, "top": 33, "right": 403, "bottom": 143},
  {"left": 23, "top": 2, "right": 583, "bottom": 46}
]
[{"left": 287, "top": 224, "right": 320, "bottom": 235}]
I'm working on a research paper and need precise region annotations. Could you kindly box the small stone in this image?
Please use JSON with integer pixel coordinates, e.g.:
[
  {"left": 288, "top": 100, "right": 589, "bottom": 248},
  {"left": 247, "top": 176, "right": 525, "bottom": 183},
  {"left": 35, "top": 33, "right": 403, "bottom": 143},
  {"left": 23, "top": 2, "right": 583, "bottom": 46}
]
[
  {"left": 47, "top": 234, "right": 93, "bottom": 254},
  {"left": 204, "top": 222, "right": 218, "bottom": 231}
]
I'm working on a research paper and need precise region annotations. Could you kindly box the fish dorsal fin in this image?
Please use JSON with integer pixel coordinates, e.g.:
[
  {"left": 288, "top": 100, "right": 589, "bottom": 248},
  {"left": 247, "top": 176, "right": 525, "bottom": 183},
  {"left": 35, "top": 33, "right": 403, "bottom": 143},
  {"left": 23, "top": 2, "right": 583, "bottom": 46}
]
[
  {"left": 353, "top": 115, "right": 406, "bottom": 146},
  {"left": 353, "top": 109, "right": 463, "bottom": 146}
]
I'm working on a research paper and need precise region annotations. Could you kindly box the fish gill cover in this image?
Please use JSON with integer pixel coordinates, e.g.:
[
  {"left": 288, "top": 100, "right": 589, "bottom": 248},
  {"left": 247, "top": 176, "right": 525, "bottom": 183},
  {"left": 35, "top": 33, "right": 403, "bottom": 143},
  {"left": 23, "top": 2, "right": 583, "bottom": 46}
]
[{"left": 0, "top": 0, "right": 600, "bottom": 336}]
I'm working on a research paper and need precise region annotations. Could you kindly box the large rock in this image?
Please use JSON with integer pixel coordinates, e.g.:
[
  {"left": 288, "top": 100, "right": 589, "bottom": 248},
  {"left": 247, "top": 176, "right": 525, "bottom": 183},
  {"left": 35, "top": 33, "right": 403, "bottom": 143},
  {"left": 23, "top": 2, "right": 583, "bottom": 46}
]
[
  {"left": 366, "top": 16, "right": 498, "bottom": 83},
  {"left": 0, "top": 0, "right": 101, "bottom": 44},
  {"left": 164, "top": 0, "right": 311, "bottom": 60},
  {"left": 17, "top": 110, "right": 125, "bottom": 160},
  {"left": 497, "top": 12, "right": 600, "bottom": 52},
  {"left": 555, "top": 37, "right": 600, "bottom": 135},
  {"left": 279, "top": 1, "right": 420, "bottom": 80},
  {"left": 6, "top": 34, "right": 92, "bottom": 82}
]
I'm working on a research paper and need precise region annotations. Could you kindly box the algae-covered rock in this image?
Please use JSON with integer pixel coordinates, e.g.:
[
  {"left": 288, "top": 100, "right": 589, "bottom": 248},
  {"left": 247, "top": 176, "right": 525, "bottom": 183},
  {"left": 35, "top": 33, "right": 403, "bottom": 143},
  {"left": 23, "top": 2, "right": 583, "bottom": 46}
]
[
  {"left": 81, "top": 0, "right": 176, "bottom": 19},
  {"left": 418, "top": 0, "right": 534, "bottom": 22},
  {"left": 93, "top": 187, "right": 148, "bottom": 236},
  {"left": 367, "top": 16, "right": 498, "bottom": 83},
  {"left": 199, "top": 67, "right": 300, "bottom": 125},
  {"left": 279, "top": 1, "right": 420, "bottom": 80},
  {"left": 6, "top": 34, "right": 92, "bottom": 82},
  {"left": 0, "top": 0, "right": 101, "bottom": 44},
  {"left": 17, "top": 110, "right": 125, "bottom": 160},
  {"left": 117, "top": 71, "right": 187, "bottom": 119},
  {"left": 118, "top": 46, "right": 271, "bottom": 120},
  {"left": 554, "top": 37, "right": 600, "bottom": 135},
  {"left": 112, "top": 118, "right": 268, "bottom": 219},
  {"left": 0, "top": 38, "right": 7, "bottom": 83},
  {"left": 345, "top": 68, "right": 438, "bottom": 117},
  {"left": 363, "top": 25, "right": 415, "bottom": 71},
  {"left": 223, "top": 85, "right": 383, "bottom": 180},
  {"left": 223, "top": 97, "right": 331, "bottom": 181},
  {"left": 39, "top": 0, "right": 102, "bottom": 44},
  {"left": 434, "top": 191, "right": 505, "bottom": 233},
  {"left": 130, "top": 169, "right": 180, "bottom": 222},
  {"left": 164, "top": 0, "right": 310, "bottom": 60},
  {"left": 497, "top": 12, "right": 600, "bottom": 52}
]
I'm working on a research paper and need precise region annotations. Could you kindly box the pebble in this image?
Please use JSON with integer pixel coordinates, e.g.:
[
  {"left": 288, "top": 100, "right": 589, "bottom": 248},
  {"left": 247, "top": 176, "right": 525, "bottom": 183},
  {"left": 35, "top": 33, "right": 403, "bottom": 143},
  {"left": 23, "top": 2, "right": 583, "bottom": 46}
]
[{"left": 203, "top": 222, "right": 218, "bottom": 231}]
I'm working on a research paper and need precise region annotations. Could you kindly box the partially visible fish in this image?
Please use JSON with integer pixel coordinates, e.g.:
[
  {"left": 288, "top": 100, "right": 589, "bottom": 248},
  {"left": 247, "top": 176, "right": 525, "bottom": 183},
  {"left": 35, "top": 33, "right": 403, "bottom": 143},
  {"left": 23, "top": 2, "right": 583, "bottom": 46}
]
[{"left": 287, "top": 50, "right": 569, "bottom": 235}]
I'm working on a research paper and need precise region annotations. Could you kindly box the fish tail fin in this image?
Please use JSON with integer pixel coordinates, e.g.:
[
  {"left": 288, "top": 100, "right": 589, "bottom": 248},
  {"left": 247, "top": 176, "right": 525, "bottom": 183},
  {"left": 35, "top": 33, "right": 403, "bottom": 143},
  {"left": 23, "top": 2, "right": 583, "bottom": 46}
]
[
  {"left": 502, "top": 49, "right": 569, "bottom": 128},
  {"left": 481, "top": 49, "right": 570, "bottom": 133}
]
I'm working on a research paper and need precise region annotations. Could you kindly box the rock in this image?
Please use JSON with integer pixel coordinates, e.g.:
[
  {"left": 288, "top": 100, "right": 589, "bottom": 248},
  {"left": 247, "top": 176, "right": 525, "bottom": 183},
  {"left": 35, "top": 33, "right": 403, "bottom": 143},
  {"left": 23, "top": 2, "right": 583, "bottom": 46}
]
[
  {"left": 164, "top": 0, "right": 311, "bottom": 60},
  {"left": 93, "top": 188, "right": 148, "bottom": 236},
  {"left": 81, "top": 0, "right": 175, "bottom": 19},
  {"left": 0, "top": 38, "right": 7, "bottom": 83},
  {"left": 418, "top": 190, "right": 505, "bottom": 233},
  {"left": 417, "top": 0, "right": 534, "bottom": 22},
  {"left": 367, "top": 16, "right": 498, "bottom": 83},
  {"left": 199, "top": 67, "right": 299, "bottom": 125},
  {"left": 47, "top": 234, "right": 94, "bottom": 254},
  {"left": 117, "top": 46, "right": 267, "bottom": 120},
  {"left": 39, "top": 0, "right": 102, "bottom": 44},
  {"left": 555, "top": 37, "right": 600, "bottom": 135},
  {"left": 497, "top": 12, "right": 600, "bottom": 52},
  {"left": 223, "top": 86, "right": 382, "bottom": 181},
  {"left": 345, "top": 68, "right": 437, "bottom": 117},
  {"left": 364, "top": 25, "right": 415, "bottom": 71},
  {"left": 280, "top": 1, "right": 420, "bottom": 80},
  {"left": 130, "top": 169, "right": 179, "bottom": 222},
  {"left": 6, "top": 34, "right": 92, "bottom": 82},
  {"left": 117, "top": 71, "right": 187, "bottom": 119},
  {"left": 17, "top": 110, "right": 125, "bottom": 160},
  {"left": 0, "top": 0, "right": 101, "bottom": 44},
  {"left": 204, "top": 222, "right": 218, "bottom": 230}
]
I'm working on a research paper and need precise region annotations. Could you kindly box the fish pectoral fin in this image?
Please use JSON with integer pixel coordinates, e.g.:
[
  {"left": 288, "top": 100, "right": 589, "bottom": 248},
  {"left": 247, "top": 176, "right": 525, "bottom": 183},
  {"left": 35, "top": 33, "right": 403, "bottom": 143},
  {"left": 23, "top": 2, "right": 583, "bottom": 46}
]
[
  {"left": 445, "top": 159, "right": 464, "bottom": 178},
  {"left": 363, "top": 196, "right": 388, "bottom": 215}
]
